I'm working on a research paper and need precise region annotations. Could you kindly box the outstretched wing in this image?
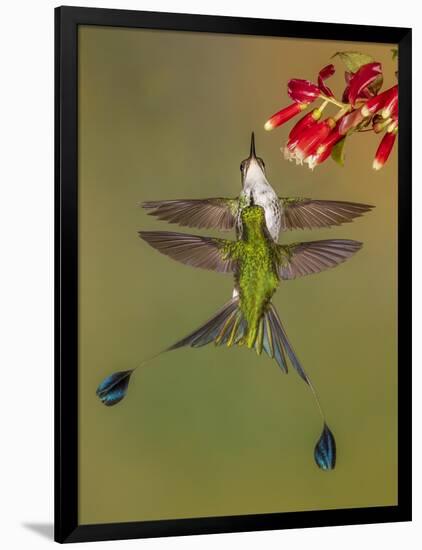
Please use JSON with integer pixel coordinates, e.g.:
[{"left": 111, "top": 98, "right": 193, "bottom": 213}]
[
  {"left": 279, "top": 197, "right": 374, "bottom": 230},
  {"left": 139, "top": 231, "right": 237, "bottom": 273},
  {"left": 277, "top": 239, "right": 362, "bottom": 280},
  {"left": 141, "top": 198, "right": 238, "bottom": 231}
]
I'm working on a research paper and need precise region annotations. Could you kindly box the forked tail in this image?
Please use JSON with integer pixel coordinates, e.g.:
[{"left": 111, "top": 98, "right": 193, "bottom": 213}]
[
  {"left": 166, "top": 297, "right": 285, "bottom": 359},
  {"left": 167, "top": 298, "right": 291, "bottom": 372},
  {"left": 168, "top": 298, "right": 306, "bottom": 379},
  {"left": 96, "top": 298, "right": 336, "bottom": 469},
  {"left": 168, "top": 297, "right": 335, "bottom": 469}
]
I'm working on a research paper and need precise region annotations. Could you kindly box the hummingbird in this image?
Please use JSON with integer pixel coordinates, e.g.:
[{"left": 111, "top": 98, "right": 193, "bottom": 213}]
[
  {"left": 97, "top": 205, "right": 362, "bottom": 469},
  {"left": 141, "top": 132, "right": 373, "bottom": 242}
]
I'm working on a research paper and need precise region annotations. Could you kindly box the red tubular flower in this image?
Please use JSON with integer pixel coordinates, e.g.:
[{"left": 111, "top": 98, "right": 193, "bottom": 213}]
[
  {"left": 381, "top": 86, "right": 398, "bottom": 119},
  {"left": 347, "top": 62, "right": 382, "bottom": 106},
  {"left": 338, "top": 109, "right": 365, "bottom": 135},
  {"left": 285, "top": 118, "right": 335, "bottom": 164},
  {"left": 306, "top": 144, "right": 333, "bottom": 170},
  {"left": 306, "top": 127, "right": 342, "bottom": 170},
  {"left": 361, "top": 85, "right": 398, "bottom": 117},
  {"left": 318, "top": 64, "right": 335, "bottom": 98},
  {"left": 288, "top": 79, "right": 321, "bottom": 104},
  {"left": 317, "top": 128, "right": 343, "bottom": 155},
  {"left": 288, "top": 108, "right": 322, "bottom": 144},
  {"left": 264, "top": 103, "right": 307, "bottom": 131},
  {"left": 373, "top": 129, "right": 397, "bottom": 170}
]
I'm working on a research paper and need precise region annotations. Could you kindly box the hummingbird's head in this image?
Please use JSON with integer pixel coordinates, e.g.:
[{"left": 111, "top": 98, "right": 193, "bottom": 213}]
[{"left": 240, "top": 132, "right": 266, "bottom": 185}]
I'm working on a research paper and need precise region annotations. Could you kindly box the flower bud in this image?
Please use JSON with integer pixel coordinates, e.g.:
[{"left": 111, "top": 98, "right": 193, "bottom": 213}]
[
  {"left": 264, "top": 102, "right": 307, "bottom": 131},
  {"left": 361, "top": 85, "right": 398, "bottom": 117},
  {"left": 381, "top": 86, "right": 398, "bottom": 119},
  {"left": 373, "top": 130, "right": 397, "bottom": 170}
]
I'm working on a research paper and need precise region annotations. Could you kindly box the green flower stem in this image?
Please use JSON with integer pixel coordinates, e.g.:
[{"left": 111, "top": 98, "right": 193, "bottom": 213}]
[
  {"left": 334, "top": 105, "right": 352, "bottom": 122},
  {"left": 320, "top": 94, "right": 349, "bottom": 110}
]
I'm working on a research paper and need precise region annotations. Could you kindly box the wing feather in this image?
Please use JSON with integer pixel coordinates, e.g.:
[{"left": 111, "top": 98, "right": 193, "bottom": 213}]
[
  {"left": 277, "top": 239, "right": 362, "bottom": 279},
  {"left": 139, "top": 231, "right": 237, "bottom": 273},
  {"left": 141, "top": 198, "right": 238, "bottom": 231},
  {"left": 279, "top": 198, "right": 374, "bottom": 230}
]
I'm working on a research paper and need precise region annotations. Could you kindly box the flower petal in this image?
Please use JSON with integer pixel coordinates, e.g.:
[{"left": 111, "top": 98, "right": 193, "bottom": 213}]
[
  {"left": 338, "top": 109, "right": 365, "bottom": 135},
  {"left": 318, "top": 128, "right": 343, "bottom": 153},
  {"left": 305, "top": 129, "right": 343, "bottom": 169},
  {"left": 348, "top": 62, "right": 382, "bottom": 106},
  {"left": 288, "top": 109, "right": 321, "bottom": 143},
  {"left": 318, "top": 64, "right": 335, "bottom": 97},
  {"left": 342, "top": 85, "right": 350, "bottom": 104},
  {"left": 288, "top": 118, "right": 335, "bottom": 163},
  {"left": 288, "top": 79, "right": 321, "bottom": 104}
]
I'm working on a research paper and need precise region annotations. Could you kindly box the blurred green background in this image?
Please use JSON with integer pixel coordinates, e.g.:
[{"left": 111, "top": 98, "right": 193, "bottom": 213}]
[{"left": 78, "top": 26, "right": 398, "bottom": 525}]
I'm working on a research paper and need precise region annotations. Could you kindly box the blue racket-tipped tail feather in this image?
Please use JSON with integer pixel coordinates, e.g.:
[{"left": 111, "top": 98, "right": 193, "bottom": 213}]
[
  {"left": 96, "top": 370, "right": 134, "bottom": 406},
  {"left": 314, "top": 423, "right": 336, "bottom": 470}
]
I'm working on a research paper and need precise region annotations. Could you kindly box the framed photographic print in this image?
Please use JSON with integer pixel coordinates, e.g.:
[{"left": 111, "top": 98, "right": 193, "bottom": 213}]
[{"left": 55, "top": 6, "right": 412, "bottom": 543}]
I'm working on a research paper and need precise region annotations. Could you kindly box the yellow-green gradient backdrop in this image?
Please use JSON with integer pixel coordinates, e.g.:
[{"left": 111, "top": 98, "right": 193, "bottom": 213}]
[{"left": 78, "top": 26, "right": 398, "bottom": 525}]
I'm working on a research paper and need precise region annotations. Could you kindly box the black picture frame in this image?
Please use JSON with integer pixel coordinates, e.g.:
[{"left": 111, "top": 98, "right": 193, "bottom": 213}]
[{"left": 55, "top": 5, "right": 412, "bottom": 543}]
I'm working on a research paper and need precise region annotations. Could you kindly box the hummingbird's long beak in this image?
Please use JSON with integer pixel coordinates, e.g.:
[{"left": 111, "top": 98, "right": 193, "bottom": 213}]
[
  {"left": 249, "top": 132, "right": 256, "bottom": 160},
  {"left": 241, "top": 131, "right": 265, "bottom": 187}
]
